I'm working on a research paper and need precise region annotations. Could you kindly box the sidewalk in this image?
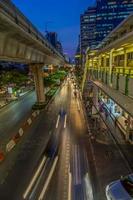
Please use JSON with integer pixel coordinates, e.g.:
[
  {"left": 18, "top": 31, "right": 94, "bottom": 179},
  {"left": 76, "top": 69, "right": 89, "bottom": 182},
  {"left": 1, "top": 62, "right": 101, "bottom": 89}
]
[
  {"left": 93, "top": 81, "right": 133, "bottom": 117},
  {"left": 83, "top": 98, "right": 133, "bottom": 199}
]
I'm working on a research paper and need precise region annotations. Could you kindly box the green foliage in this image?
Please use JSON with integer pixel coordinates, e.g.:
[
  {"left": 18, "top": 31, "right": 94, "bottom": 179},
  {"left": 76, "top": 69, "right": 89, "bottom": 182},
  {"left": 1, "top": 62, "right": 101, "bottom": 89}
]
[
  {"left": 46, "top": 87, "right": 58, "bottom": 99},
  {"left": 0, "top": 70, "right": 28, "bottom": 86},
  {"left": 43, "top": 70, "right": 67, "bottom": 87}
]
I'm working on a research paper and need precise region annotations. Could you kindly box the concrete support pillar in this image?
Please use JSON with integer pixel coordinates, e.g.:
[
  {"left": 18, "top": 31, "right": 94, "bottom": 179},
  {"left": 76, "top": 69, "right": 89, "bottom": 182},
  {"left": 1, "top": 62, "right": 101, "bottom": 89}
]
[
  {"left": 109, "top": 49, "right": 114, "bottom": 85},
  {"left": 98, "top": 55, "right": 102, "bottom": 68},
  {"left": 103, "top": 56, "right": 106, "bottom": 68},
  {"left": 92, "top": 58, "right": 94, "bottom": 67},
  {"left": 124, "top": 49, "right": 127, "bottom": 68},
  {"left": 31, "top": 64, "right": 45, "bottom": 105},
  {"left": 92, "top": 84, "right": 99, "bottom": 114}
]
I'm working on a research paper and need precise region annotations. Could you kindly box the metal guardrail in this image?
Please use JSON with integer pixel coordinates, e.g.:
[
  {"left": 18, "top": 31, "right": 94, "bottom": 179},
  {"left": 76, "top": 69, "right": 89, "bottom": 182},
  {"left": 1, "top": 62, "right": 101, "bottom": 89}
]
[
  {"left": 0, "top": 0, "right": 64, "bottom": 60},
  {"left": 88, "top": 67, "right": 133, "bottom": 76},
  {"left": 88, "top": 66, "right": 133, "bottom": 96}
]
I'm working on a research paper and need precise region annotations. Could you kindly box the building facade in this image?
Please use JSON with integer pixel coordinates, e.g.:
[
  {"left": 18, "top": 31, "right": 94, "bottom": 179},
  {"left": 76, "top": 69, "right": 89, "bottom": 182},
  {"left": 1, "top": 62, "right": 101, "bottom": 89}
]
[
  {"left": 45, "top": 32, "right": 58, "bottom": 48},
  {"left": 83, "top": 13, "right": 133, "bottom": 143},
  {"left": 75, "top": 35, "right": 81, "bottom": 67},
  {"left": 80, "top": 7, "right": 97, "bottom": 54},
  {"left": 96, "top": 0, "right": 133, "bottom": 45},
  {"left": 56, "top": 41, "right": 63, "bottom": 55},
  {"left": 80, "top": 0, "right": 133, "bottom": 58},
  {"left": 45, "top": 32, "right": 63, "bottom": 54}
]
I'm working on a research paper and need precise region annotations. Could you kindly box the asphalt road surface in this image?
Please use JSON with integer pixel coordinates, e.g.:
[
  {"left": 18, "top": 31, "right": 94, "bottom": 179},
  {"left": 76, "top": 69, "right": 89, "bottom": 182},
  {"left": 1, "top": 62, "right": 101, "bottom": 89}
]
[
  {"left": 0, "top": 80, "right": 132, "bottom": 200},
  {"left": 0, "top": 91, "right": 36, "bottom": 145}
]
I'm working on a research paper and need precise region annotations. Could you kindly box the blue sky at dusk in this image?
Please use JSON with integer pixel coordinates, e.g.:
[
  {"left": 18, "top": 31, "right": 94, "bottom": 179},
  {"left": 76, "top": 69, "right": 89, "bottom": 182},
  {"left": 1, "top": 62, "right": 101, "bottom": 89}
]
[{"left": 12, "top": 0, "right": 95, "bottom": 57}]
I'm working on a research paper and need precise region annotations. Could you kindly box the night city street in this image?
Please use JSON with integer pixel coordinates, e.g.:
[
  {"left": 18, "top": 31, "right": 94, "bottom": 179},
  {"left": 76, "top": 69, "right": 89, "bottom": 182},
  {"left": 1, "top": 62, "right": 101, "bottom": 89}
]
[
  {"left": 0, "top": 80, "right": 132, "bottom": 200},
  {"left": 1, "top": 0, "right": 133, "bottom": 200}
]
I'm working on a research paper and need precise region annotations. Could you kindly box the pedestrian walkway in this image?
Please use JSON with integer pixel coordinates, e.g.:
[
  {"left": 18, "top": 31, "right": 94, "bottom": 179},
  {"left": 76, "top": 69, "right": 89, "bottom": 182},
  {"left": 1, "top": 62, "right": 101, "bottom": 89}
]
[
  {"left": 93, "top": 81, "right": 133, "bottom": 117},
  {"left": 84, "top": 102, "right": 133, "bottom": 199},
  {"left": 83, "top": 94, "right": 133, "bottom": 200},
  {"left": 87, "top": 116, "right": 111, "bottom": 144}
]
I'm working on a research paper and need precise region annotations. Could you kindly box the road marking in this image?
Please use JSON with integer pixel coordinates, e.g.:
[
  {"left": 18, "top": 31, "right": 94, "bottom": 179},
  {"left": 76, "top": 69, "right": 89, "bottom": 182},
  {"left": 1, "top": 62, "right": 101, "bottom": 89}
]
[
  {"left": 64, "top": 114, "right": 67, "bottom": 128},
  {"left": 68, "top": 172, "right": 72, "bottom": 200},
  {"left": 56, "top": 115, "right": 60, "bottom": 128},
  {"left": 27, "top": 118, "right": 32, "bottom": 125},
  {"left": 68, "top": 164, "right": 72, "bottom": 200},
  {"left": 23, "top": 156, "right": 47, "bottom": 199},
  {"left": 38, "top": 156, "right": 58, "bottom": 200}
]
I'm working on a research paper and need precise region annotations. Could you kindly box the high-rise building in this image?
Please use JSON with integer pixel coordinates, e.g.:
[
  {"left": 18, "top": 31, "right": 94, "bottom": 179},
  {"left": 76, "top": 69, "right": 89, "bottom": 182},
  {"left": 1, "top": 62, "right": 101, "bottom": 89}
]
[
  {"left": 56, "top": 41, "right": 63, "bottom": 55},
  {"left": 45, "top": 32, "right": 63, "bottom": 54},
  {"left": 96, "top": 0, "right": 133, "bottom": 45},
  {"left": 75, "top": 35, "right": 81, "bottom": 67},
  {"left": 45, "top": 32, "right": 58, "bottom": 48},
  {"left": 80, "top": 7, "right": 97, "bottom": 54},
  {"left": 80, "top": 0, "right": 133, "bottom": 56}
]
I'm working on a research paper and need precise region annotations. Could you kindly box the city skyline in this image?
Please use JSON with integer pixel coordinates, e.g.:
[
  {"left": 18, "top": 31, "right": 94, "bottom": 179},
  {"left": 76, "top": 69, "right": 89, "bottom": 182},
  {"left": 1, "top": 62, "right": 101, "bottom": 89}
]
[{"left": 12, "top": 0, "right": 96, "bottom": 57}]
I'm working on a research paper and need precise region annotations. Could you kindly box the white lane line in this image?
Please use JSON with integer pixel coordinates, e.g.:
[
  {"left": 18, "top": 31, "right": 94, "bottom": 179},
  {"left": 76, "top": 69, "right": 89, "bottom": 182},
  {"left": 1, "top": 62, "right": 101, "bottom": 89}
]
[
  {"left": 68, "top": 172, "right": 72, "bottom": 200},
  {"left": 38, "top": 156, "right": 58, "bottom": 200},
  {"left": 74, "top": 145, "right": 78, "bottom": 185},
  {"left": 56, "top": 115, "right": 60, "bottom": 128},
  {"left": 23, "top": 156, "right": 47, "bottom": 199},
  {"left": 77, "top": 146, "right": 81, "bottom": 184},
  {"left": 64, "top": 114, "right": 67, "bottom": 128}
]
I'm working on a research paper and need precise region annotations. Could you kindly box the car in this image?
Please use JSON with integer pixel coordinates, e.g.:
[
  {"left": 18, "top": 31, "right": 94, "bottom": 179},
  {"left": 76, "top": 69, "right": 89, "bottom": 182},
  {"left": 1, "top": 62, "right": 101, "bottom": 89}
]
[{"left": 106, "top": 174, "right": 133, "bottom": 200}]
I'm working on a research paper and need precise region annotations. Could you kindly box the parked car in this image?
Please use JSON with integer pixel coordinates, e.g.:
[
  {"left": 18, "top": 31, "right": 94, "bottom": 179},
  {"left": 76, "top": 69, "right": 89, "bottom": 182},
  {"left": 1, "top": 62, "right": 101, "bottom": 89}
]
[{"left": 106, "top": 174, "right": 133, "bottom": 200}]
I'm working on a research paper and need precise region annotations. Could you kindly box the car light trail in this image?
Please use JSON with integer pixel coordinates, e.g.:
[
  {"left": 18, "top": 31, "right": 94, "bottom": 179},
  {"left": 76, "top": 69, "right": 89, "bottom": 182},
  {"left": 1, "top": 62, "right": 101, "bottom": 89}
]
[
  {"left": 68, "top": 165, "right": 72, "bottom": 200},
  {"left": 84, "top": 173, "right": 94, "bottom": 200},
  {"left": 23, "top": 156, "right": 47, "bottom": 199},
  {"left": 29, "top": 158, "right": 50, "bottom": 199},
  {"left": 64, "top": 114, "right": 67, "bottom": 128},
  {"left": 38, "top": 156, "right": 58, "bottom": 200}
]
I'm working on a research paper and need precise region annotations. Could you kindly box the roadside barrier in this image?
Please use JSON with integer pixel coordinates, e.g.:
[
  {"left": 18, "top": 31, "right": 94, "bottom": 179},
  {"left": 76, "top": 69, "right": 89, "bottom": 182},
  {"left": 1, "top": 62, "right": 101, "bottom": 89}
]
[
  {"left": 0, "top": 110, "right": 41, "bottom": 164},
  {"left": 0, "top": 84, "right": 62, "bottom": 164},
  {"left": 0, "top": 151, "right": 5, "bottom": 162},
  {"left": 6, "top": 139, "right": 16, "bottom": 152}
]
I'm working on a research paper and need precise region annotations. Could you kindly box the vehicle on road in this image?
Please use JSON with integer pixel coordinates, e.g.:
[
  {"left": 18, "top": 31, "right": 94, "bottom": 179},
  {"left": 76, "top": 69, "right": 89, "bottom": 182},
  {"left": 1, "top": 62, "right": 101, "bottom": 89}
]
[{"left": 106, "top": 174, "right": 133, "bottom": 200}]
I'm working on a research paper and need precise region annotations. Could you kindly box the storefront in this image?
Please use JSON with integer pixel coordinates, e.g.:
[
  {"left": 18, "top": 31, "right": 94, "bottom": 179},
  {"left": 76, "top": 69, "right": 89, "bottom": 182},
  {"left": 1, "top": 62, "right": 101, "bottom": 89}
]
[{"left": 98, "top": 90, "right": 133, "bottom": 143}]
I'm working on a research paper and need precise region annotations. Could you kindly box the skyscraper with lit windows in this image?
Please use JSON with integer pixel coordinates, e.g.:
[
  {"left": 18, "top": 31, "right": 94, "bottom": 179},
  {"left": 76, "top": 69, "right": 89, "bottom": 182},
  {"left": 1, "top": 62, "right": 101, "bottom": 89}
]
[
  {"left": 96, "top": 0, "right": 133, "bottom": 45},
  {"left": 80, "top": 7, "right": 97, "bottom": 54},
  {"left": 80, "top": 0, "right": 133, "bottom": 57}
]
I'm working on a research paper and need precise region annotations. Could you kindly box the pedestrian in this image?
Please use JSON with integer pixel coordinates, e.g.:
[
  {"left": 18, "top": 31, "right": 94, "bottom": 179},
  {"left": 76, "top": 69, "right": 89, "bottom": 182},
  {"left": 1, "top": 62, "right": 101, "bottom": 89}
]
[
  {"left": 115, "top": 117, "right": 117, "bottom": 126},
  {"left": 105, "top": 109, "right": 108, "bottom": 118}
]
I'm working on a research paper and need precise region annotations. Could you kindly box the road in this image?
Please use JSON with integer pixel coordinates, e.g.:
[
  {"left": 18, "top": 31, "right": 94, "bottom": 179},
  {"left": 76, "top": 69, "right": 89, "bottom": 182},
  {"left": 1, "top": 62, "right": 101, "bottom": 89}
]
[
  {"left": 0, "top": 91, "right": 36, "bottom": 146},
  {"left": 0, "top": 80, "right": 132, "bottom": 200}
]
